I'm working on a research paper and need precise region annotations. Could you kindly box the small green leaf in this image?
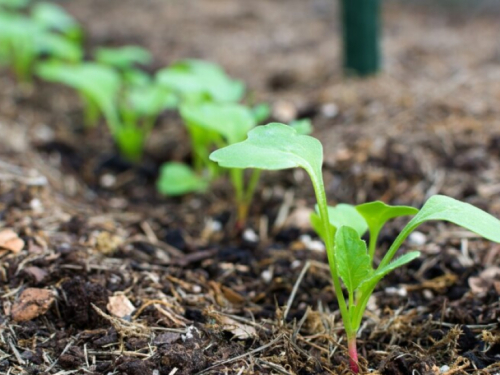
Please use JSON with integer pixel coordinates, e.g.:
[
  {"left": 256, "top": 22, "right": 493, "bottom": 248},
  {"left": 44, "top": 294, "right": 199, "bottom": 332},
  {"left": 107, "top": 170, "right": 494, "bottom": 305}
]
[
  {"left": 157, "top": 59, "right": 245, "bottom": 103},
  {"left": 36, "top": 62, "right": 121, "bottom": 130},
  {"left": 36, "top": 33, "right": 82, "bottom": 62},
  {"left": 180, "top": 103, "right": 256, "bottom": 145},
  {"left": 31, "top": 2, "right": 80, "bottom": 34},
  {"left": 335, "top": 226, "right": 372, "bottom": 294},
  {"left": 209, "top": 123, "right": 323, "bottom": 180},
  {"left": 361, "top": 251, "right": 420, "bottom": 291},
  {"left": 95, "top": 46, "right": 152, "bottom": 70},
  {"left": 289, "top": 118, "right": 313, "bottom": 135},
  {"left": 381, "top": 195, "right": 500, "bottom": 268},
  {"left": 311, "top": 204, "right": 367, "bottom": 242},
  {"left": 327, "top": 204, "right": 367, "bottom": 237},
  {"left": 356, "top": 201, "right": 418, "bottom": 232},
  {"left": 157, "top": 162, "right": 208, "bottom": 196}
]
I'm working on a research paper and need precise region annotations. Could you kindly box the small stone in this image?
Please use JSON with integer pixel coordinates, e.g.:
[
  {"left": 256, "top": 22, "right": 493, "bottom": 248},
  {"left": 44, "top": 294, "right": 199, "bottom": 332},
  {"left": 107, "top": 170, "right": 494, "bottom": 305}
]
[
  {"left": 243, "top": 228, "right": 259, "bottom": 242},
  {"left": 261, "top": 269, "right": 273, "bottom": 283},
  {"left": 100, "top": 174, "right": 116, "bottom": 188},
  {"left": 440, "top": 365, "right": 450, "bottom": 373},
  {"left": 408, "top": 231, "right": 426, "bottom": 246},
  {"left": 320, "top": 103, "right": 339, "bottom": 118}
]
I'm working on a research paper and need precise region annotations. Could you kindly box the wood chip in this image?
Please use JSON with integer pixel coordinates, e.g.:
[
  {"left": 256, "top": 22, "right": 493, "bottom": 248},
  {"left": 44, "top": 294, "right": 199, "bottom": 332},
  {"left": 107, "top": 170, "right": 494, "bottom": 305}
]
[
  {"left": 11, "top": 288, "right": 54, "bottom": 322},
  {"left": 0, "top": 229, "right": 24, "bottom": 253},
  {"left": 107, "top": 294, "right": 136, "bottom": 318}
]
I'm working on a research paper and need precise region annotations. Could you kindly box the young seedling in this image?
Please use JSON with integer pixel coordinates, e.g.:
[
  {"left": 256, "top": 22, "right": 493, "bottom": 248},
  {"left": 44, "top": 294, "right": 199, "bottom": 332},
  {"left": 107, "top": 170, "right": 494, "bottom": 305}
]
[
  {"left": 210, "top": 123, "right": 500, "bottom": 372},
  {"left": 158, "top": 102, "right": 259, "bottom": 226},
  {"left": 36, "top": 61, "right": 174, "bottom": 162},
  {"left": 0, "top": 3, "right": 81, "bottom": 82},
  {"left": 31, "top": 2, "right": 82, "bottom": 42},
  {"left": 156, "top": 59, "right": 245, "bottom": 104}
]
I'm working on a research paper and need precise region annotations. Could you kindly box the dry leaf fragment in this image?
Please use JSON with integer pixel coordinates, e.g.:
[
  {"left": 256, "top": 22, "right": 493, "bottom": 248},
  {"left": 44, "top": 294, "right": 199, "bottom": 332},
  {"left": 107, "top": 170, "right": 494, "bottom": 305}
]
[
  {"left": 208, "top": 312, "right": 257, "bottom": 339},
  {"left": 23, "top": 266, "right": 48, "bottom": 283},
  {"left": 469, "top": 266, "right": 500, "bottom": 296},
  {"left": 107, "top": 294, "right": 136, "bottom": 318},
  {"left": 0, "top": 229, "right": 24, "bottom": 253},
  {"left": 11, "top": 288, "right": 54, "bottom": 322}
]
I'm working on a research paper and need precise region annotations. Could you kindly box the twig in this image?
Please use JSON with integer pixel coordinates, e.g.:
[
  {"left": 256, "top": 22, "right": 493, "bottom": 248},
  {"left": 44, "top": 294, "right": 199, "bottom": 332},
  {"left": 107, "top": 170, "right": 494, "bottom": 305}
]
[
  {"left": 194, "top": 334, "right": 283, "bottom": 375},
  {"left": 283, "top": 261, "right": 311, "bottom": 322}
]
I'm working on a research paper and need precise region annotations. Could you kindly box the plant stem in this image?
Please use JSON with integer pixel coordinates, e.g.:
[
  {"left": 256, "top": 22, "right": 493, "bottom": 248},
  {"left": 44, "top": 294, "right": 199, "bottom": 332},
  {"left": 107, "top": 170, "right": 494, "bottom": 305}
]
[
  {"left": 368, "top": 227, "right": 379, "bottom": 260},
  {"left": 308, "top": 167, "right": 351, "bottom": 334},
  {"left": 347, "top": 334, "right": 360, "bottom": 373}
]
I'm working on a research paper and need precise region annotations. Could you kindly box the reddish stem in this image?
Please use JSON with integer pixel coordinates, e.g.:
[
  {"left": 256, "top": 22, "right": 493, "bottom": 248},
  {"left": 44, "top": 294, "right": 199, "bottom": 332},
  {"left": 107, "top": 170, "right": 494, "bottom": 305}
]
[{"left": 348, "top": 336, "right": 359, "bottom": 373}]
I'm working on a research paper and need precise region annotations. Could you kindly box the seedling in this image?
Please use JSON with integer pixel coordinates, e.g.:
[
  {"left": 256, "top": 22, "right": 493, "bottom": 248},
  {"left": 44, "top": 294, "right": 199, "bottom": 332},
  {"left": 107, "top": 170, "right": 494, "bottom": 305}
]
[
  {"left": 36, "top": 61, "right": 175, "bottom": 161},
  {"left": 158, "top": 102, "right": 259, "bottom": 224},
  {"left": 210, "top": 123, "right": 500, "bottom": 372},
  {"left": 0, "top": 3, "right": 82, "bottom": 82},
  {"left": 156, "top": 59, "right": 245, "bottom": 104},
  {"left": 31, "top": 2, "right": 82, "bottom": 42}
]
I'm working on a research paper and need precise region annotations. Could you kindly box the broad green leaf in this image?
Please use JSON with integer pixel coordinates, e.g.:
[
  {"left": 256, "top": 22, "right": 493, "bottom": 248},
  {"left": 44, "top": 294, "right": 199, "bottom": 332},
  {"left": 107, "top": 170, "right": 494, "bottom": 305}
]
[
  {"left": 31, "top": 2, "right": 79, "bottom": 34},
  {"left": 209, "top": 123, "right": 323, "bottom": 180},
  {"left": 360, "top": 251, "right": 420, "bottom": 292},
  {"left": 36, "top": 33, "right": 82, "bottom": 62},
  {"left": 127, "top": 83, "right": 177, "bottom": 117},
  {"left": 157, "top": 59, "right": 245, "bottom": 103},
  {"left": 36, "top": 62, "right": 121, "bottom": 130},
  {"left": 334, "top": 226, "right": 372, "bottom": 294},
  {"left": 180, "top": 103, "right": 256, "bottom": 145},
  {"left": 356, "top": 201, "right": 418, "bottom": 232},
  {"left": 327, "top": 204, "right": 367, "bottom": 237},
  {"left": 0, "top": 0, "right": 30, "bottom": 9},
  {"left": 157, "top": 162, "right": 208, "bottom": 196},
  {"left": 356, "top": 201, "right": 418, "bottom": 258},
  {"left": 311, "top": 204, "right": 367, "bottom": 242},
  {"left": 380, "top": 195, "right": 500, "bottom": 268},
  {"left": 289, "top": 118, "right": 313, "bottom": 135},
  {"left": 95, "top": 46, "right": 152, "bottom": 70}
]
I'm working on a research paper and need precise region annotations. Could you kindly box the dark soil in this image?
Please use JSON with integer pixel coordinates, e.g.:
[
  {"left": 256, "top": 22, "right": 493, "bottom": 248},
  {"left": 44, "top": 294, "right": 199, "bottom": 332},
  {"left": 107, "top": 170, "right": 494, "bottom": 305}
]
[{"left": 1, "top": 0, "right": 500, "bottom": 374}]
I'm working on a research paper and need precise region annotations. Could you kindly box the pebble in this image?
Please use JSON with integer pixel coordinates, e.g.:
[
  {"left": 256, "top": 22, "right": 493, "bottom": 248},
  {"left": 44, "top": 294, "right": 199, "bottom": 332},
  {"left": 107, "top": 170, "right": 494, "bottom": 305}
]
[
  {"left": 408, "top": 231, "right": 426, "bottom": 246},
  {"left": 261, "top": 269, "right": 273, "bottom": 283},
  {"left": 440, "top": 365, "right": 450, "bottom": 373},
  {"left": 320, "top": 102, "right": 339, "bottom": 118},
  {"left": 100, "top": 173, "right": 116, "bottom": 188},
  {"left": 243, "top": 228, "right": 259, "bottom": 242},
  {"left": 299, "top": 234, "right": 325, "bottom": 252},
  {"left": 385, "top": 286, "right": 407, "bottom": 297}
]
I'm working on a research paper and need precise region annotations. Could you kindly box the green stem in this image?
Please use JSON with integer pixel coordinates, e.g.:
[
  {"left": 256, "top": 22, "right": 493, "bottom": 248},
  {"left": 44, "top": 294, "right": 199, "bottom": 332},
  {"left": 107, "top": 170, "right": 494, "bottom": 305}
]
[
  {"left": 308, "top": 166, "right": 352, "bottom": 335},
  {"left": 368, "top": 227, "right": 380, "bottom": 260}
]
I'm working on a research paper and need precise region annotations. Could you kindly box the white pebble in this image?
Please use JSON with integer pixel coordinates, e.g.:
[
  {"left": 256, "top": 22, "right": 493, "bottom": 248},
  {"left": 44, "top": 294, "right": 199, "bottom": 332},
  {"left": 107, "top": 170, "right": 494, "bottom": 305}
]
[
  {"left": 243, "top": 228, "right": 259, "bottom": 242},
  {"left": 408, "top": 231, "right": 426, "bottom": 246},
  {"left": 440, "top": 365, "right": 450, "bottom": 373},
  {"left": 321, "top": 103, "right": 339, "bottom": 118}
]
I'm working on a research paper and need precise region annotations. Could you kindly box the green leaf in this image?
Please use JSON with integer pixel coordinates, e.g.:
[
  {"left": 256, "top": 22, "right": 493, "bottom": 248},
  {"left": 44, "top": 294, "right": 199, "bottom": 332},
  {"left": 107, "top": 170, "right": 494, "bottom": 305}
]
[
  {"left": 36, "top": 62, "right": 121, "bottom": 130},
  {"left": 31, "top": 2, "right": 80, "bottom": 34},
  {"left": 0, "top": 0, "right": 30, "bottom": 9},
  {"left": 157, "top": 162, "right": 208, "bottom": 196},
  {"left": 361, "top": 251, "right": 420, "bottom": 291},
  {"left": 95, "top": 46, "right": 152, "bottom": 70},
  {"left": 36, "top": 33, "right": 82, "bottom": 62},
  {"left": 289, "top": 118, "right": 313, "bottom": 135},
  {"left": 209, "top": 123, "right": 323, "bottom": 179},
  {"left": 180, "top": 103, "right": 256, "bottom": 145},
  {"left": 380, "top": 195, "right": 500, "bottom": 268},
  {"left": 356, "top": 201, "right": 418, "bottom": 258},
  {"left": 356, "top": 201, "right": 418, "bottom": 232},
  {"left": 127, "top": 83, "right": 177, "bottom": 117},
  {"left": 311, "top": 204, "right": 367, "bottom": 242},
  {"left": 334, "top": 226, "right": 372, "bottom": 294},
  {"left": 157, "top": 59, "right": 245, "bottom": 103},
  {"left": 327, "top": 204, "right": 367, "bottom": 237}
]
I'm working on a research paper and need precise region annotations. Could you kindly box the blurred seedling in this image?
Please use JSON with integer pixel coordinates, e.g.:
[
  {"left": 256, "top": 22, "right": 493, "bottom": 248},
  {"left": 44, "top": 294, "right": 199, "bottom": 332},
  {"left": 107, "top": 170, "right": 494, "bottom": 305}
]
[
  {"left": 0, "top": 1, "right": 82, "bottom": 82},
  {"left": 210, "top": 123, "right": 500, "bottom": 372},
  {"left": 36, "top": 61, "right": 175, "bottom": 162}
]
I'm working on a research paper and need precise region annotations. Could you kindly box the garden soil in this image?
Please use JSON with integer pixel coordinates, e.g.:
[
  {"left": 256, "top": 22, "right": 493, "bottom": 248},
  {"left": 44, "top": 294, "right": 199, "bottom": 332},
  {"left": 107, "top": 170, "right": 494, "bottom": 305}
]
[{"left": 1, "top": 0, "right": 500, "bottom": 374}]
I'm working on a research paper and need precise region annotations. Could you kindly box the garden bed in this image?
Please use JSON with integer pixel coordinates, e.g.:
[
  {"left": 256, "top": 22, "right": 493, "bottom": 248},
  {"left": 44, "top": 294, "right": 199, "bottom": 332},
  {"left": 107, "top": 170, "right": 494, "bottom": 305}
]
[{"left": 1, "top": 0, "right": 500, "bottom": 374}]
